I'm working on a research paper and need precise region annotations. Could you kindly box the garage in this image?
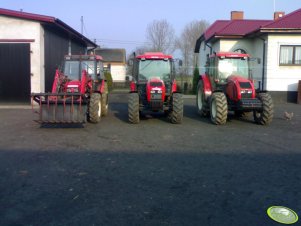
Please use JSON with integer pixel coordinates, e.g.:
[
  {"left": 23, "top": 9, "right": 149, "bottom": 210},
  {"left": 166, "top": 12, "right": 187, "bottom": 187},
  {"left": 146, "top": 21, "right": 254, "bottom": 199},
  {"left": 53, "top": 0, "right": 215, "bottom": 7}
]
[
  {"left": 0, "top": 43, "right": 30, "bottom": 103},
  {"left": 0, "top": 8, "right": 96, "bottom": 104}
]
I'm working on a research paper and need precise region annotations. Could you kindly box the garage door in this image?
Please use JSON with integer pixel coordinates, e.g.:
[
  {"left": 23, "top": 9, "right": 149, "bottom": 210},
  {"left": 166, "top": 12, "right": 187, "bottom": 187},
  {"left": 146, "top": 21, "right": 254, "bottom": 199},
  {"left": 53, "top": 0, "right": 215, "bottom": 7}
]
[{"left": 0, "top": 43, "right": 30, "bottom": 103}]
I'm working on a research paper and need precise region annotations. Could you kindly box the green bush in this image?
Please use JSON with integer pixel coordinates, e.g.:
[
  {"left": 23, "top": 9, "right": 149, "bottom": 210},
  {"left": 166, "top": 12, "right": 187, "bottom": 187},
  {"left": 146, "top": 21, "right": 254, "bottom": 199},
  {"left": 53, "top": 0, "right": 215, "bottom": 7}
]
[
  {"left": 192, "top": 67, "right": 200, "bottom": 95},
  {"left": 104, "top": 71, "right": 113, "bottom": 91}
]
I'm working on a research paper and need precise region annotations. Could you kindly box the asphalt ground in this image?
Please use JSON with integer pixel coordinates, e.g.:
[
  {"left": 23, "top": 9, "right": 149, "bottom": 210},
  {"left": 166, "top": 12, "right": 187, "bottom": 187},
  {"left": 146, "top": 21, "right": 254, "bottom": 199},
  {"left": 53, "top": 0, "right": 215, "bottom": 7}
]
[{"left": 0, "top": 94, "right": 300, "bottom": 226}]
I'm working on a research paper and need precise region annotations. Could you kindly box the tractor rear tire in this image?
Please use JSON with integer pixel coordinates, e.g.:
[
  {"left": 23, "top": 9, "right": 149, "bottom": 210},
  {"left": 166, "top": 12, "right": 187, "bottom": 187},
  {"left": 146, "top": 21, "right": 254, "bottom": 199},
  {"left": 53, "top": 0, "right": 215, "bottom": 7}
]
[
  {"left": 89, "top": 93, "right": 102, "bottom": 123},
  {"left": 128, "top": 93, "right": 140, "bottom": 124},
  {"left": 169, "top": 93, "right": 183, "bottom": 124},
  {"left": 101, "top": 93, "right": 108, "bottom": 116},
  {"left": 196, "top": 80, "right": 209, "bottom": 117},
  {"left": 253, "top": 93, "right": 273, "bottom": 125},
  {"left": 210, "top": 92, "right": 228, "bottom": 125}
]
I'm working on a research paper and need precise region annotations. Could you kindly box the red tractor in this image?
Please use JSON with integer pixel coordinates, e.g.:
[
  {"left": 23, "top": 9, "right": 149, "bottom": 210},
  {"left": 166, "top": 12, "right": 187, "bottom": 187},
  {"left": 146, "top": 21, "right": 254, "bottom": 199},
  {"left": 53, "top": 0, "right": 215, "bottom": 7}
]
[
  {"left": 31, "top": 55, "right": 108, "bottom": 123},
  {"left": 128, "top": 52, "right": 183, "bottom": 124},
  {"left": 197, "top": 52, "right": 273, "bottom": 125}
]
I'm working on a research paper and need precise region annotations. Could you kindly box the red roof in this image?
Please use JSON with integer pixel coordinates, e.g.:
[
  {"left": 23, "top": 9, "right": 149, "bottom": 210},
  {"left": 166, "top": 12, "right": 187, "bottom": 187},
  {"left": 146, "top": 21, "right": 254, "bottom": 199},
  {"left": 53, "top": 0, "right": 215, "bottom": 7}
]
[
  {"left": 0, "top": 8, "right": 96, "bottom": 47},
  {"left": 202, "top": 7, "right": 301, "bottom": 42},
  {"left": 204, "top": 20, "right": 230, "bottom": 40},
  {"left": 216, "top": 20, "right": 272, "bottom": 36},
  {"left": 263, "top": 8, "right": 301, "bottom": 29}
]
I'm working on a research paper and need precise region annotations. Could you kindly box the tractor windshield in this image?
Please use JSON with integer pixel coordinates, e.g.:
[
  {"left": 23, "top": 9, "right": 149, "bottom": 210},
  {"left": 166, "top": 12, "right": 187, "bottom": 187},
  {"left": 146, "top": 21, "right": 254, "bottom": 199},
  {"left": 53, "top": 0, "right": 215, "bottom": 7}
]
[
  {"left": 218, "top": 57, "right": 249, "bottom": 80},
  {"left": 63, "top": 60, "right": 96, "bottom": 80},
  {"left": 138, "top": 59, "right": 171, "bottom": 81}
]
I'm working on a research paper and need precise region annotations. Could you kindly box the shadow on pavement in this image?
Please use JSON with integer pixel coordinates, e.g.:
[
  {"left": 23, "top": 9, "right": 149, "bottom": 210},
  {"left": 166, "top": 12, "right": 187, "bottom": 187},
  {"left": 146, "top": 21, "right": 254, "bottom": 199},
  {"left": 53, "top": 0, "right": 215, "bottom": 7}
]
[{"left": 0, "top": 149, "right": 300, "bottom": 226}]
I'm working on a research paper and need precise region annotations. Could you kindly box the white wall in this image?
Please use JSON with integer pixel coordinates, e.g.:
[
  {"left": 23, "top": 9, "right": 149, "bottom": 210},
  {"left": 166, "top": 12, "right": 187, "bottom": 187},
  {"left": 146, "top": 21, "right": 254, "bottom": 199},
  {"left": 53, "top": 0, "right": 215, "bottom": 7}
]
[
  {"left": 266, "top": 34, "right": 301, "bottom": 91},
  {"left": 0, "top": 16, "right": 44, "bottom": 93},
  {"left": 110, "top": 64, "right": 126, "bottom": 82}
]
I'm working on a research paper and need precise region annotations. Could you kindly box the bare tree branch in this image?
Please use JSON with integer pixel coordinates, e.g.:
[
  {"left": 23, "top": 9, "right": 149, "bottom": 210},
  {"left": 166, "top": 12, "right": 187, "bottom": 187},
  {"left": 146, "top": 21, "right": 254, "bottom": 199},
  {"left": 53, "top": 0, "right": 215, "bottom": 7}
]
[
  {"left": 176, "top": 20, "right": 209, "bottom": 76},
  {"left": 146, "top": 19, "right": 176, "bottom": 54}
]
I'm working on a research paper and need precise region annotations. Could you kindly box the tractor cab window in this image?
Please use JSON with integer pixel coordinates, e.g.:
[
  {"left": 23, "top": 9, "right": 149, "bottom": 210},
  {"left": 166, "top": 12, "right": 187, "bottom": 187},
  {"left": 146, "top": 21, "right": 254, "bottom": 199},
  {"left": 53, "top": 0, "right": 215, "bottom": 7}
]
[
  {"left": 63, "top": 61, "right": 80, "bottom": 80},
  {"left": 138, "top": 59, "right": 171, "bottom": 81},
  {"left": 217, "top": 57, "right": 249, "bottom": 80},
  {"left": 96, "top": 61, "right": 104, "bottom": 79},
  {"left": 81, "top": 60, "right": 96, "bottom": 77}
]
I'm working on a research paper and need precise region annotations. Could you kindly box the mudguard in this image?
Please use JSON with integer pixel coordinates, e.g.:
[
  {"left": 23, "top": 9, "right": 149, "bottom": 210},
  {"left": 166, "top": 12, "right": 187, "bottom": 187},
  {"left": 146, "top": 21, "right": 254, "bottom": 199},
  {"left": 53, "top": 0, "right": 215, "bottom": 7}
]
[{"left": 200, "top": 74, "right": 212, "bottom": 100}]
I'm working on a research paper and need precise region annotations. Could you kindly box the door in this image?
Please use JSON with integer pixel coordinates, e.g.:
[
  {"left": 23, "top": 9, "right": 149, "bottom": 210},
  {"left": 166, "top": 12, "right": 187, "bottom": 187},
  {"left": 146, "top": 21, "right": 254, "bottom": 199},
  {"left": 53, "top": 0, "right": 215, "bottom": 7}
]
[{"left": 0, "top": 43, "right": 31, "bottom": 103}]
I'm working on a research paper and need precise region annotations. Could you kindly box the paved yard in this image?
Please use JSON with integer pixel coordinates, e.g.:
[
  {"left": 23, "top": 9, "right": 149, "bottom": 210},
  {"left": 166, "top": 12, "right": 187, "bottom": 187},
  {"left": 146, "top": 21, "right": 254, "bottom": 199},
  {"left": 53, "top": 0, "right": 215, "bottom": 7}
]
[{"left": 0, "top": 94, "right": 300, "bottom": 226}]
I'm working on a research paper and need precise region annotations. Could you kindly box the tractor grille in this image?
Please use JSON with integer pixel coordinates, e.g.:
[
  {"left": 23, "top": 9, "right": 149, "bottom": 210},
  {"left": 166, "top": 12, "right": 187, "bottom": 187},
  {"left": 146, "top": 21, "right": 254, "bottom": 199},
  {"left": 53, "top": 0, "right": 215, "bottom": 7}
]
[
  {"left": 241, "top": 93, "right": 252, "bottom": 99},
  {"left": 151, "top": 93, "right": 162, "bottom": 100},
  {"left": 150, "top": 100, "right": 163, "bottom": 110}
]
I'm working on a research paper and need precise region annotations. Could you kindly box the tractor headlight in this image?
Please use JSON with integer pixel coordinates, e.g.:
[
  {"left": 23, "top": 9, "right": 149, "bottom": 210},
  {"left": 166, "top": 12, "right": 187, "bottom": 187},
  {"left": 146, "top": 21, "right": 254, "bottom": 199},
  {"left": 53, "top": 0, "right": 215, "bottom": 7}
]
[
  {"left": 150, "top": 90, "right": 156, "bottom": 94},
  {"left": 157, "top": 90, "right": 162, "bottom": 94}
]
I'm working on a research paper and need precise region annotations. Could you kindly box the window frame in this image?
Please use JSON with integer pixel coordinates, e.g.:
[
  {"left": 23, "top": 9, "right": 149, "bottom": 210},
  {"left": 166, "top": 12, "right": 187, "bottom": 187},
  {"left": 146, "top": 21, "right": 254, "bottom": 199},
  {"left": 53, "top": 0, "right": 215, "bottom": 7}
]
[{"left": 279, "top": 45, "right": 301, "bottom": 66}]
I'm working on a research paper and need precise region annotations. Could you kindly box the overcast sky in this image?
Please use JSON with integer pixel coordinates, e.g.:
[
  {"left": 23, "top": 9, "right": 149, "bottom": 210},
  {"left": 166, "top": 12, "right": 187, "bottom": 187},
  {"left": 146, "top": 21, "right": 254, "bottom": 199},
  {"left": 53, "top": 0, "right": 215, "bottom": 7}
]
[{"left": 1, "top": 0, "right": 300, "bottom": 54}]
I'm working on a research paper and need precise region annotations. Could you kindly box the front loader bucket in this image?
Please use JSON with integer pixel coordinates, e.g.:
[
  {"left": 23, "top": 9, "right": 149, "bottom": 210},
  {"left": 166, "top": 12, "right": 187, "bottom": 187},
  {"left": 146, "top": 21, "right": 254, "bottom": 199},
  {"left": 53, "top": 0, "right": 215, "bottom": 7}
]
[{"left": 31, "top": 93, "right": 87, "bottom": 123}]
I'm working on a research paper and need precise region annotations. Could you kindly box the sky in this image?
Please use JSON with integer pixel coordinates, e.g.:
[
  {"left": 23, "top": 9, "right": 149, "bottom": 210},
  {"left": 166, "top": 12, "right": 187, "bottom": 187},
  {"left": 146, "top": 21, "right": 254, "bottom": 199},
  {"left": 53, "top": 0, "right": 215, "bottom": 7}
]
[{"left": 1, "top": 0, "right": 300, "bottom": 55}]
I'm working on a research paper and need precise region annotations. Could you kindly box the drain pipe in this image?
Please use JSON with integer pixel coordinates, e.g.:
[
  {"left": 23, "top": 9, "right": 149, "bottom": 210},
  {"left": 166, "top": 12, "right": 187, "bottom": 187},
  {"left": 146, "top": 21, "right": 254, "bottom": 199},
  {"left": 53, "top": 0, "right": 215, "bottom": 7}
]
[{"left": 259, "top": 37, "right": 267, "bottom": 91}]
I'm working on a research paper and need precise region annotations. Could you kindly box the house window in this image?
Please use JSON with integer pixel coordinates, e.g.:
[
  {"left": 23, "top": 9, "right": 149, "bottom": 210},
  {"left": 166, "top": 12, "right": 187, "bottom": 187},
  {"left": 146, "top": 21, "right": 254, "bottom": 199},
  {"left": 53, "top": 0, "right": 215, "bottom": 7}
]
[{"left": 280, "top": 45, "right": 301, "bottom": 65}]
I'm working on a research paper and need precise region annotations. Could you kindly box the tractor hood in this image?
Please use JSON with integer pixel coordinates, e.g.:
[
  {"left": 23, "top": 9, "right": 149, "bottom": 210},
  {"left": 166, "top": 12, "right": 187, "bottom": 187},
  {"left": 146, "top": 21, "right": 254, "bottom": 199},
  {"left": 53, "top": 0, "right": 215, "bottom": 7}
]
[
  {"left": 65, "top": 80, "right": 81, "bottom": 93},
  {"left": 226, "top": 75, "right": 256, "bottom": 101},
  {"left": 146, "top": 77, "right": 166, "bottom": 102}
]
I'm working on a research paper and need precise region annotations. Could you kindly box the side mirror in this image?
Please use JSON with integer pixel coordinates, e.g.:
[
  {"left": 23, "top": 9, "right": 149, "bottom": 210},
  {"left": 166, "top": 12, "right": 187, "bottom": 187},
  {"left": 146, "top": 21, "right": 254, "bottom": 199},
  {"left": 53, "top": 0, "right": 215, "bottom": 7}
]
[
  {"left": 126, "top": 75, "right": 133, "bottom": 81},
  {"left": 128, "top": 59, "right": 133, "bottom": 66}
]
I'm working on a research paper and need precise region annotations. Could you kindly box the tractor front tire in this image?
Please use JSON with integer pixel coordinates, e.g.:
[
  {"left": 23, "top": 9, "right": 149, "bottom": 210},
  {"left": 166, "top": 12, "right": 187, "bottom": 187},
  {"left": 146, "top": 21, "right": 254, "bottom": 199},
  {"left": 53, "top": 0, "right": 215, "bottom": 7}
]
[
  {"left": 101, "top": 93, "right": 108, "bottom": 116},
  {"left": 169, "top": 93, "right": 183, "bottom": 124},
  {"left": 128, "top": 93, "right": 140, "bottom": 124},
  {"left": 89, "top": 93, "right": 102, "bottom": 123},
  {"left": 253, "top": 93, "right": 273, "bottom": 125},
  {"left": 196, "top": 80, "right": 209, "bottom": 117},
  {"left": 210, "top": 92, "right": 228, "bottom": 125}
]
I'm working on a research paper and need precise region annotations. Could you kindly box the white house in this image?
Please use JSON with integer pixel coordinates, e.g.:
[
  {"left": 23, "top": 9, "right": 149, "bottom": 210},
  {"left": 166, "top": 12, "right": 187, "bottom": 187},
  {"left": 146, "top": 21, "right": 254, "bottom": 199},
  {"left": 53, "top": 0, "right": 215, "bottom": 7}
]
[
  {"left": 0, "top": 8, "right": 96, "bottom": 103},
  {"left": 94, "top": 48, "right": 127, "bottom": 84},
  {"left": 195, "top": 9, "right": 301, "bottom": 103}
]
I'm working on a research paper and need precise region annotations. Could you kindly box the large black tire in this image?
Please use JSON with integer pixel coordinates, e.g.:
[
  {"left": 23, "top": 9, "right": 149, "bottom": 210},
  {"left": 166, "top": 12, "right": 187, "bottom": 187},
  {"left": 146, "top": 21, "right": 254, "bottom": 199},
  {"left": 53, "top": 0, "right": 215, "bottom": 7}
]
[
  {"left": 210, "top": 92, "right": 228, "bottom": 125},
  {"left": 196, "top": 80, "right": 209, "bottom": 117},
  {"left": 169, "top": 93, "right": 183, "bottom": 124},
  {"left": 128, "top": 93, "right": 140, "bottom": 124},
  {"left": 101, "top": 93, "right": 108, "bottom": 116},
  {"left": 88, "top": 93, "right": 102, "bottom": 123},
  {"left": 253, "top": 93, "right": 273, "bottom": 125}
]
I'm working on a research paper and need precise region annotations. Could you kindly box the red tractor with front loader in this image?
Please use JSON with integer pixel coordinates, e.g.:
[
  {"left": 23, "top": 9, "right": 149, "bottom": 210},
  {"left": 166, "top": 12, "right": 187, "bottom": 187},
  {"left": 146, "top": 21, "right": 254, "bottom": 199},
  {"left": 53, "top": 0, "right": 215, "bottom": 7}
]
[
  {"left": 197, "top": 52, "right": 273, "bottom": 125},
  {"left": 128, "top": 52, "right": 183, "bottom": 124},
  {"left": 31, "top": 54, "right": 108, "bottom": 124}
]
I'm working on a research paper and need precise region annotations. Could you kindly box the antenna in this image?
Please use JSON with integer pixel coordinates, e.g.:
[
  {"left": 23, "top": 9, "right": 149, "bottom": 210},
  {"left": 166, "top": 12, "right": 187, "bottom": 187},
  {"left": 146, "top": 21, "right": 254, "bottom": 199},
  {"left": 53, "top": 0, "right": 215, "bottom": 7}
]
[
  {"left": 81, "top": 16, "right": 83, "bottom": 35},
  {"left": 273, "top": 0, "right": 276, "bottom": 12}
]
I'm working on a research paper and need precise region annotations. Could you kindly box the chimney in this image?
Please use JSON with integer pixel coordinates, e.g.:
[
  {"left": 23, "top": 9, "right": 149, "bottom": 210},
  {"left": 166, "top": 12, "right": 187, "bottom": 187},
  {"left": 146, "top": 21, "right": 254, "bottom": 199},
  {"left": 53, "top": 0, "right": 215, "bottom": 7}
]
[
  {"left": 231, "top": 11, "right": 244, "bottom": 20},
  {"left": 274, "top": 11, "right": 285, "bottom": 20}
]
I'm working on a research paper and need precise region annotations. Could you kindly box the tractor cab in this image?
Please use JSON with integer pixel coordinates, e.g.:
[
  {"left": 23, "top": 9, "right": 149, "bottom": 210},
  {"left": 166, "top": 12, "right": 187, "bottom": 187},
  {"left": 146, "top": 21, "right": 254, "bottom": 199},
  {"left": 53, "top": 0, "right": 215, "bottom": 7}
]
[
  {"left": 133, "top": 52, "right": 175, "bottom": 83},
  {"left": 206, "top": 52, "right": 251, "bottom": 87},
  {"left": 63, "top": 55, "right": 104, "bottom": 81}
]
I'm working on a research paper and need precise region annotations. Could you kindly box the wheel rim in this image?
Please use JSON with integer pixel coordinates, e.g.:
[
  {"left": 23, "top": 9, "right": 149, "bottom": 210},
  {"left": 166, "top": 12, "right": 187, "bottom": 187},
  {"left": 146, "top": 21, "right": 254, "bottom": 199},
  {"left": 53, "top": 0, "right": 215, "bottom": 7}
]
[
  {"left": 211, "top": 98, "right": 216, "bottom": 118},
  {"left": 197, "top": 87, "right": 203, "bottom": 110},
  {"left": 98, "top": 100, "right": 101, "bottom": 117}
]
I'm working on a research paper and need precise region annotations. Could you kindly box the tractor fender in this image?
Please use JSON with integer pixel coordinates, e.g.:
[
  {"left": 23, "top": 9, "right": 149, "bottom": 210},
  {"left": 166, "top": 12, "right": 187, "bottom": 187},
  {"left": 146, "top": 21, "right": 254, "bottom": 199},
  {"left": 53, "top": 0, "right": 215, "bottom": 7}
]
[
  {"left": 200, "top": 74, "right": 212, "bottom": 100},
  {"left": 171, "top": 79, "right": 177, "bottom": 93},
  {"left": 99, "top": 80, "right": 106, "bottom": 94},
  {"left": 130, "top": 81, "right": 137, "bottom": 92}
]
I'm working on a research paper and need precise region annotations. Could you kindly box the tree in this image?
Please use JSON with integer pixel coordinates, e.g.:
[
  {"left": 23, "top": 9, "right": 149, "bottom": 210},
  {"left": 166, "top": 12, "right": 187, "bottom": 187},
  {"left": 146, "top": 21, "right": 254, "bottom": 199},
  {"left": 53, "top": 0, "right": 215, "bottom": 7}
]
[
  {"left": 192, "top": 66, "right": 200, "bottom": 94},
  {"left": 176, "top": 20, "right": 209, "bottom": 77},
  {"left": 146, "top": 19, "right": 176, "bottom": 54}
]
